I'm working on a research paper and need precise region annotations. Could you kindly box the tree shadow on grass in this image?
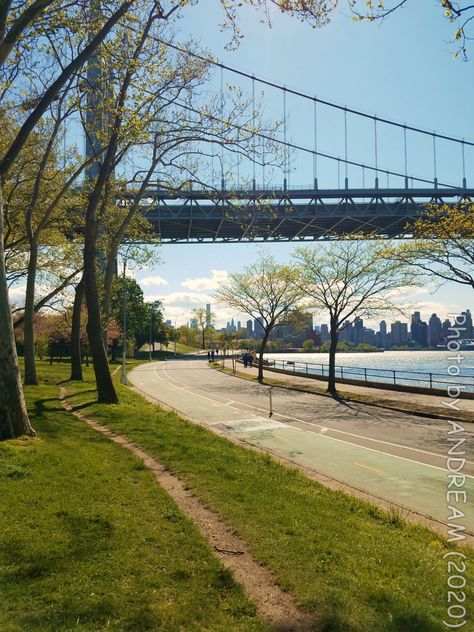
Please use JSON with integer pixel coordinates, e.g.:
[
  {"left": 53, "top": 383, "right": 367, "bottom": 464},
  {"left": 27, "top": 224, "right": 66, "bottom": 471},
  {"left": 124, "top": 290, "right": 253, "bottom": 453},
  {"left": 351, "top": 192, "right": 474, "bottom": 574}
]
[
  {"left": 307, "top": 599, "right": 443, "bottom": 632},
  {"left": 3, "top": 512, "right": 172, "bottom": 631}
]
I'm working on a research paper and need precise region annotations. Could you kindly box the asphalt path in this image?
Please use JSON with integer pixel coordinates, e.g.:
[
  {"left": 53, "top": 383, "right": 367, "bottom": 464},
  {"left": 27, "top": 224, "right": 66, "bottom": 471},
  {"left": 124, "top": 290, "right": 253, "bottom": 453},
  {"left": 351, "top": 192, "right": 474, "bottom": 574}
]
[{"left": 129, "top": 357, "right": 474, "bottom": 532}]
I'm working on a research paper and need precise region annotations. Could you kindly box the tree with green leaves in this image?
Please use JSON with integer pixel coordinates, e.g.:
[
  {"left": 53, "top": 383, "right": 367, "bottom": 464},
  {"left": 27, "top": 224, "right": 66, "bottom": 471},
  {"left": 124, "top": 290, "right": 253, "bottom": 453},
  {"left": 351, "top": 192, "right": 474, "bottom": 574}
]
[
  {"left": 292, "top": 239, "right": 415, "bottom": 394},
  {"left": 215, "top": 249, "right": 304, "bottom": 382},
  {"left": 0, "top": 0, "right": 138, "bottom": 439},
  {"left": 349, "top": 1, "right": 474, "bottom": 59},
  {"left": 192, "top": 307, "right": 216, "bottom": 349},
  {"left": 386, "top": 203, "right": 474, "bottom": 290}
]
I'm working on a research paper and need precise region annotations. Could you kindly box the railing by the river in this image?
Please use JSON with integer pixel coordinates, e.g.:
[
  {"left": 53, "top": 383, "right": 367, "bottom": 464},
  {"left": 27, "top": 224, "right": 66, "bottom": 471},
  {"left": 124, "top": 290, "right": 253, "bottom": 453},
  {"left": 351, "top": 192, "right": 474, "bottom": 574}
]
[{"left": 264, "top": 359, "right": 474, "bottom": 393}]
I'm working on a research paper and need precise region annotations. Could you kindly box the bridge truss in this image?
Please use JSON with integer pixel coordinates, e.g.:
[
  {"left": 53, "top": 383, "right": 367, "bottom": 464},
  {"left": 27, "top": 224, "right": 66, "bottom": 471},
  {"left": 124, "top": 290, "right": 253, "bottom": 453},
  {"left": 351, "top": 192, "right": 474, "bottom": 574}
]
[{"left": 122, "top": 186, "right": 474, "bottom": 244}]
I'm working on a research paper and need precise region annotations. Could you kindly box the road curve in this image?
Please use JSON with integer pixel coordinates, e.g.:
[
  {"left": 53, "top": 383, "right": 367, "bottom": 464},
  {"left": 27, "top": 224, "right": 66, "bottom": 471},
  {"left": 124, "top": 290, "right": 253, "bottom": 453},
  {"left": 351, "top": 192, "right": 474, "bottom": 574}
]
[{"left": 129, "top": 357, "right": 474, "bottom": 532}]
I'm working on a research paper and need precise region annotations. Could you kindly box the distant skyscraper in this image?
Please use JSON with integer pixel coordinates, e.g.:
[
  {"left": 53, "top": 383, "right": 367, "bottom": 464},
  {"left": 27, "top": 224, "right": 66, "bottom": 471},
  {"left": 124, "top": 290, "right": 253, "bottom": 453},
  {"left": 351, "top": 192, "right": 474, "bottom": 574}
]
[
  {"left": 254, "top": 318, "right": 265, "bottom": 338},
  {"left": 442, "top": 318, "right": 452, "bottom": 342},
  {"left": 377, "top": 320, "right": 388, "bottom": 348},
  {"left": 339, "top": 320, "right": 352, "bottom": 342},
  {"left": 428, "top": 313, "right": 442, "bottom": 347},
  {"left": 320, "top": 324, "right": 330, "bottom": 342},
  {"left": 411, "top": 319, "right": 428, "bottom": 347},
  {"left": 461, "top": 309, "right": 473, "bottom": 338},
  {"left": 353, "top": 317, "right": 364, "bottom": 345},
  {"left": 206, "top": 303, "right": 211, "bottom": 328},
  {"left": 391, "top": 321, "right": 409, "bottom": 346},
  {"left": 246, "top": 320, "right": 253, "bottom": 336}
]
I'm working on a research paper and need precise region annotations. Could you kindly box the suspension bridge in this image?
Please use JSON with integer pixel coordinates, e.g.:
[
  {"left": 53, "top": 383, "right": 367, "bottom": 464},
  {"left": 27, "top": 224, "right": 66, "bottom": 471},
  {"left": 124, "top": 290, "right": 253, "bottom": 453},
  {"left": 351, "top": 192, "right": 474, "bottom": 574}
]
[{"left": 119, "top": 42, "right": 474, "bottom": 244}]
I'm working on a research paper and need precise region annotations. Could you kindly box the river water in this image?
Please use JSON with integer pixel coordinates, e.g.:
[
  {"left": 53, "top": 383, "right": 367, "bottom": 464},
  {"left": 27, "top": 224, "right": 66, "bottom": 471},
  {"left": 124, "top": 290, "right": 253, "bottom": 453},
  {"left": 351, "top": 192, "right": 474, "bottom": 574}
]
[{"left": 264, "top": 350, "right": 474, "bottom": 392}]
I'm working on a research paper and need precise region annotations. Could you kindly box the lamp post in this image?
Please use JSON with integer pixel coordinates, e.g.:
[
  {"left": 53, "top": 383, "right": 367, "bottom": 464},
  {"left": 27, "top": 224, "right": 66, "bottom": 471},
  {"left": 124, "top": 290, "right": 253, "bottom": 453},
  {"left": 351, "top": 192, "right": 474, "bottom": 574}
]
[
  {"left": 174, "top": 318, "right": 177, "bottom": 356},
  {"left": 120, "top": 254, "right": 128, "bottom": 385},
  {"left": 147, "top": 301, "right": 161, "bottom": 362},
  {"left": 149, "top": 309, "right": 153, "bottom": 361}
]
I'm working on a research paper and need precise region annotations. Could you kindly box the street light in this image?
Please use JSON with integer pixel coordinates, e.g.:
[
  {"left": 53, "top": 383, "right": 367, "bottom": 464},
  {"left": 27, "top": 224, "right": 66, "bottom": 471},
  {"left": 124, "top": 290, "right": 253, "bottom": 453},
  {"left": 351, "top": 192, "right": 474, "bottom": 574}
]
[
  {"left": 174, "top": 318, "right": 177, "bottom": 356},
  {"left": 147, "top": 300, "right": 161, "bottom": 361},
  {"left": 120, "top": 253, "right": 128, "bottom": 385}
]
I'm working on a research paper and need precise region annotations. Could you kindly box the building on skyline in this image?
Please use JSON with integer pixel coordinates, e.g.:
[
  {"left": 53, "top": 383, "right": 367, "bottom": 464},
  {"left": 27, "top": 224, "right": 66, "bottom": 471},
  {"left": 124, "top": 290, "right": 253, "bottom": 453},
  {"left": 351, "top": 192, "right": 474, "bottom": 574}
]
[
  {"left": 254, "top": 318, "right": 265, "bottom": 338},
  {"left": 461, "top": 309, "right": 473, "bottom": 338},
  {"left": 411, "top": 311, "right": 428, "bottom": 348},
  {"left": 391, "top": 321, "right": 409, "bottom": 347},
  {"left": 320, "top": 324, "right": 330, "bottom": 343},
  {"left": 206, "top": 303, "right": 211, "bottom": 328},
  {"left": 442, "top": 318, "right": 452, "bottom": 341},
  {"left": 246, "top": 320, "right": 253, "bottom": 336},
  {"left": 428, "top": 313, "right": 442, "bottom": 347}
]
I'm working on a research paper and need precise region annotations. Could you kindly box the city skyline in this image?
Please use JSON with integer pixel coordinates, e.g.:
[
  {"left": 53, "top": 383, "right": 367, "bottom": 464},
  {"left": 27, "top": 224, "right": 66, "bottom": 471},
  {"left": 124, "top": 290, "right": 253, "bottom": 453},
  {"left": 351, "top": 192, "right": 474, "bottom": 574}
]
[{"left": 168, "top": 298, "right": 474, "bottom": 349}]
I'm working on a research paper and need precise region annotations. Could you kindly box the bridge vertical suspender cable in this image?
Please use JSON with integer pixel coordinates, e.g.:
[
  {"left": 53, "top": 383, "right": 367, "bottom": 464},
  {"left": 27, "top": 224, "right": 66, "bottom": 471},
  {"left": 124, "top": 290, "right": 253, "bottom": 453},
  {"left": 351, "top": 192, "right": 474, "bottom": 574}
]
[
  {"left": 252, "top": 76, "right": 256, "bottom": 190},
  {"left": 433, "top": 133, "right": 437, "bottom": 188},
  {"left": 283, "top": 87, "right": 288, "bottom": 190},
  {"left": 344, "top": 108, "right": 349, "bottom": 188},
  {"left": 220, "top": 66, "right": 225, "bottom": 190},
  {"left": 374, "top": 117, "right": 379, "bottom": 188},
  {"left": 404, "top": 125, "right": 408, "bottom": 188},
  {"left": 313, "top": 99, "right": 318, "bottom": 189},
  {"left": 462, "top": 140, "right": 466, "bottom": 188}
]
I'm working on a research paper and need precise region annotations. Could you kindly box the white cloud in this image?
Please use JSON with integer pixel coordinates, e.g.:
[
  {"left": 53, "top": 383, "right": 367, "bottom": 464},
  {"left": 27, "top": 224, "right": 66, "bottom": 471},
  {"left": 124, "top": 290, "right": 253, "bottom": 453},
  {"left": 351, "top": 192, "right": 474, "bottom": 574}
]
[
  {"left": 385, "top": 285, "right": 432, "bottom": 301},
  {"left": 181, "top": 269, "right": 229, "bottom": 291},
  {"left": 154, "top": 291, "right": 211, "bottom": 305},
  {"left": 138, "top": 274, "right": 168, "bottom": 287},
  {"left": 8, "top": 285, "right": 26, "bottom": 305}
]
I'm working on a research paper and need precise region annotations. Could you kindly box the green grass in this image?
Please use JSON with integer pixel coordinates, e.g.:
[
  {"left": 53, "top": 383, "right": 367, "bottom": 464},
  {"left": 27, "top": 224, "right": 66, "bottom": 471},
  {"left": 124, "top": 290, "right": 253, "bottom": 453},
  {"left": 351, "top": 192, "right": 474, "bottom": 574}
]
[
  {"left": 174, "top": 342, "right": 200, "bottom": 354},
  {"left": 61, "top": 363, "right": 474, "bottom": 632},
  {"left": 0, "top": 363, "right": 267, "bottom": 632}
]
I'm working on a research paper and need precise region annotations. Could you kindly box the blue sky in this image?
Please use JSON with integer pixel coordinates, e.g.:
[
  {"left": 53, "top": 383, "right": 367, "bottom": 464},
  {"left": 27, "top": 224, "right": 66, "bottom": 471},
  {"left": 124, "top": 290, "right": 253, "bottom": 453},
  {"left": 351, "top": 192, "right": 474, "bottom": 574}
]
[{"left": 134, "top": 1, "right": 474, "bottom": 328}]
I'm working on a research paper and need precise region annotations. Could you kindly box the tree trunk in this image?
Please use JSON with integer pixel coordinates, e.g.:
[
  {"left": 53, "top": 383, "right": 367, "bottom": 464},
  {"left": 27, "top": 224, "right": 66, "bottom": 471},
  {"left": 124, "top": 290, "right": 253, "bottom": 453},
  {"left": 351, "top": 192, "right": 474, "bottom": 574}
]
[
  {"left": 70, "top": 277, "right": 84, "bottom": 381},
  {"left": 23, "top": 241, "right": 38, "bottom": 385},
  {"left": 327, "top": 327, "right": 339, "bottom": 395},
  {"left": 257, "top": 330, "right": 270, "bottom": 383},
  {"left": 84, "top": 230, "right": 118, "bottom": 403},
  {"left": 0, "top": 181, "right": 35, "bottom": 439},
  {"left": 111, "top": 338, "right": 117, "bottom": 363},
  {"left": 102, "top": 248, "right": 116, "bottom": 348}
]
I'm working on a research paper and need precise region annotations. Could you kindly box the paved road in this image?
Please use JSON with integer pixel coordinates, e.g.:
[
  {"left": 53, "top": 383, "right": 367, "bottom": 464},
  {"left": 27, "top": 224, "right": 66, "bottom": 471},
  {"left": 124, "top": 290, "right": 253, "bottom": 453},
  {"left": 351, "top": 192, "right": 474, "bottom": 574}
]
[{"left": 129, "top": 357, "right": 474, "bottom": 532}]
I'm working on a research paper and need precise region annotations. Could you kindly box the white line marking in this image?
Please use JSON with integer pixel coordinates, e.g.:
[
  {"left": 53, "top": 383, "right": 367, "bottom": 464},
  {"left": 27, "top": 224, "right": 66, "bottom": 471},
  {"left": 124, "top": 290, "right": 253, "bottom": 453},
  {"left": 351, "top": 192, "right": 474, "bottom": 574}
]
[{"left": 131, "top": 364, "right": 474, "bottom": 477}]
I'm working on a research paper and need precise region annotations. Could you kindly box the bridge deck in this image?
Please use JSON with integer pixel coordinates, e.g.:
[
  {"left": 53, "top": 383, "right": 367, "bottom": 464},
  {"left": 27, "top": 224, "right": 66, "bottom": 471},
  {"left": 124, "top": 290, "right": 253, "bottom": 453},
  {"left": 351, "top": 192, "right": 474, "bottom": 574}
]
[{"left": 121, "top": 187, "right": 473, "bottom": 243}]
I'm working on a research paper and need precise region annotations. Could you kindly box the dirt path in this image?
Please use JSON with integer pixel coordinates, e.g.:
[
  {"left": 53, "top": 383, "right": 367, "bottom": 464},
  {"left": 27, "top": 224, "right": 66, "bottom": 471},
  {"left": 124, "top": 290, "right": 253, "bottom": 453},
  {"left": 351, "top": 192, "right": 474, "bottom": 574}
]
[{"left": 59, "top": 388, "right": 317, "bottom": 632}]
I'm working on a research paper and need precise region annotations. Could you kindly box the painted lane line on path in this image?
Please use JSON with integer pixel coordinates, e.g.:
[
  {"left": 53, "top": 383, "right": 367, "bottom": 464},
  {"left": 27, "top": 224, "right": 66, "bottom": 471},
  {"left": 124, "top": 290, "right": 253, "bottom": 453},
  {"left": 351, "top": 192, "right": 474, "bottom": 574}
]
[
  {"left": 233, "top": 399, "right": 474, "bottom": 466},
  {"left": 354, "top": 462, "right": 385, "bottom": 475},
  {"left": 137, "top": 364, "right": 474, "bottom": 477}
]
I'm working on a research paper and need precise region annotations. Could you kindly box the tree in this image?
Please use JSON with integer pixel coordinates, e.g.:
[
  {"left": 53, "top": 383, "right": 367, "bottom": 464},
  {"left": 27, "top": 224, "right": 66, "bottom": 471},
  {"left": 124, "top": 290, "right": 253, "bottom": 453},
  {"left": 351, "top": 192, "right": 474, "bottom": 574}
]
[
  {"left": 192, "top": 307, "right": 215, "bottom": 349},
  {"left": 292, "top": 239, "right": 414, "bottom": 394},
  {"left": 0, "top": 0, "right": 139, "bottom": 439},
  {"left": 387, "top": 203, "right": 474, "bottom": 290},
  {"left": 349, "top": 1, "right": 474, "bottom": 59},
  {"left": 215, "top": 250, "right": 304, "bottom": 382},
  {"left": 0, "top": 0, "right": 338, "bottom": 437},
  {"left": 110, "top": 276, "right": 148, "bottom": 349}
]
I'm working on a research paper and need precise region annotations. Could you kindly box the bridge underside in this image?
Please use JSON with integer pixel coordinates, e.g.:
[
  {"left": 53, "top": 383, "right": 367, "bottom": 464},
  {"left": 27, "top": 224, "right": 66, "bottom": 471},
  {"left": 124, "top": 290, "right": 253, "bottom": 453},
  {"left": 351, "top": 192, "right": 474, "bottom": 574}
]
[{"left": 126, "top": 187, "right": 473, "bottom": 243}]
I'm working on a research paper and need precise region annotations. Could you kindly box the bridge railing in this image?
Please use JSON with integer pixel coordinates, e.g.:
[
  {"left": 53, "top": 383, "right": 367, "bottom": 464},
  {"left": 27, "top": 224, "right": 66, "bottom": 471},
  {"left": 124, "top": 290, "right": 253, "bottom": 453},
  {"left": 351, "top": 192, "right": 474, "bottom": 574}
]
[{"left": 263, "top": 359, "right": 474, "bottom": 392}]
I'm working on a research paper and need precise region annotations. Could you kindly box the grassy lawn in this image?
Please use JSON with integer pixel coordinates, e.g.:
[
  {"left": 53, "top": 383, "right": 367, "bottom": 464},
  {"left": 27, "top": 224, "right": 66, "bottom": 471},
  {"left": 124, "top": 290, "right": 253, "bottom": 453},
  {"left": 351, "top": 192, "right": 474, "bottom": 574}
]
[
  {"left": 0, "top": 363, "right": 267, "bottom": 632},
  {"left": 61, "top": 362, "right": 474, "bottom": 632}
]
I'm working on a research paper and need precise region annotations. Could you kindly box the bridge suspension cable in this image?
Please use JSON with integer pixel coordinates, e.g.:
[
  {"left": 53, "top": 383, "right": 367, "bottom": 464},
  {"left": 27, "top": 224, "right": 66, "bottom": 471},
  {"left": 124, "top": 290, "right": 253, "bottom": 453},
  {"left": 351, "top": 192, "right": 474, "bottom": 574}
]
[
  {"left": 169, "top": 97, "right": 461, "bottom": 189},
  {"left": 154, "top": 37, "right": 474, "bottom": 148}
]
